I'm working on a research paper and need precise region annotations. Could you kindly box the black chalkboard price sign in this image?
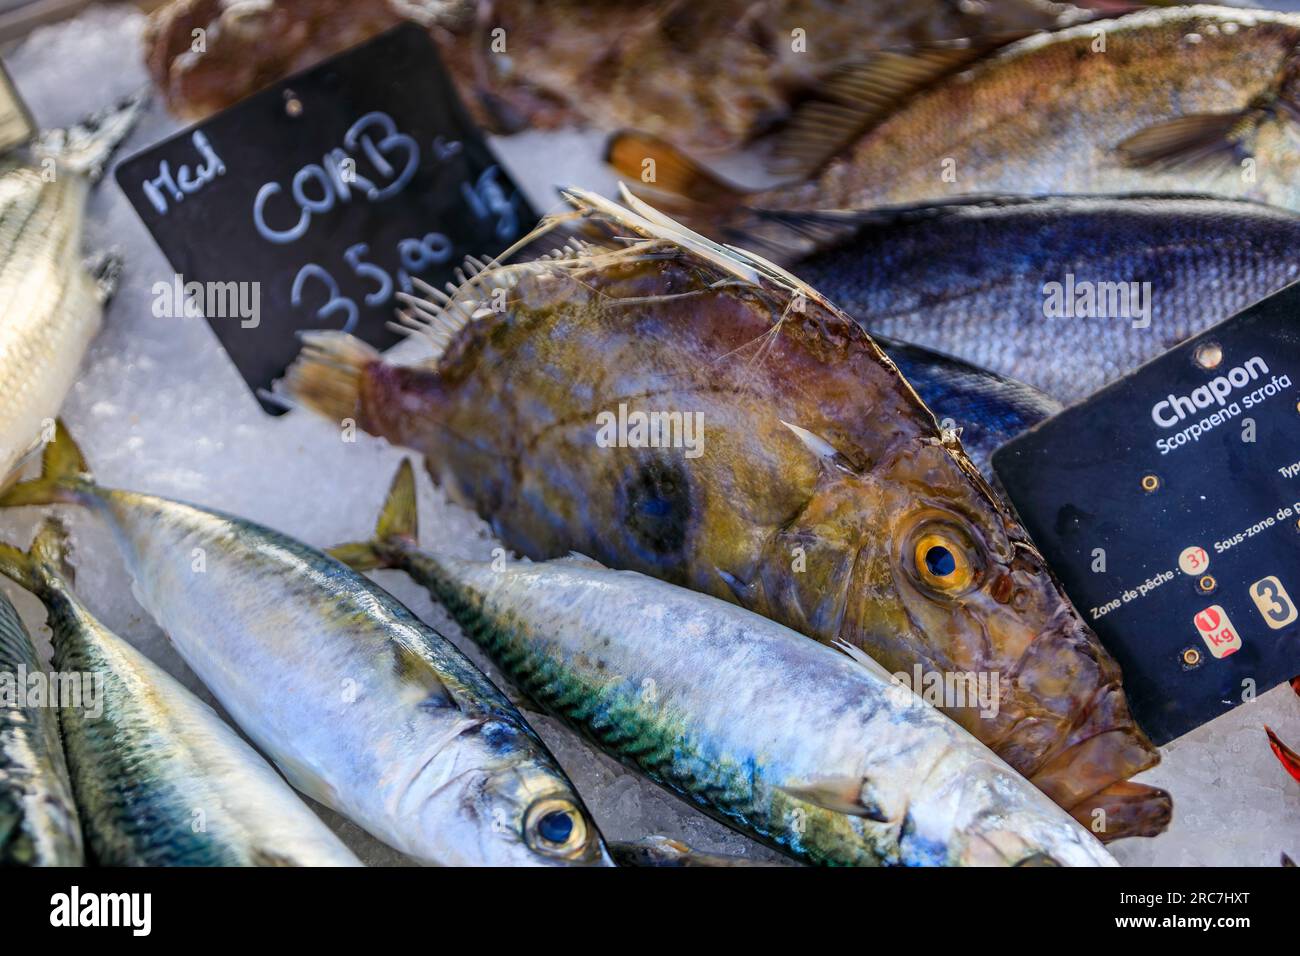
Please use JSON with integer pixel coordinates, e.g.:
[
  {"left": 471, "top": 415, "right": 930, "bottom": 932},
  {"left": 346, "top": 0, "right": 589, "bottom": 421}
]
[{"left": 115, "top": 23, "right": 538, "bottom": 413}]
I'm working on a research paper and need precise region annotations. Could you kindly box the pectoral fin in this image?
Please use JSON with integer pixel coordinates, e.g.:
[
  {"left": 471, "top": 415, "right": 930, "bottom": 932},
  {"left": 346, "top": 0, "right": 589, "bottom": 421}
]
[
  {"left": 393, "top": 641, "right": 458, "bottom": 711},
  {"left": 779, "top": 775, "right": 893, "bottom": 823},
  {"left": 1116, "top": 111, "right": 1256, "bottom": 171}
]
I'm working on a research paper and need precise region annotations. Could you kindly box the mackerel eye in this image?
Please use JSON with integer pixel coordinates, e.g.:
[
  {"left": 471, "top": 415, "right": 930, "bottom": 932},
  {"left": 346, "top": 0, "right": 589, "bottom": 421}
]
[
  {"left": 912, "top": 530, "right": 977, "bottom": 595},
  {"left": 524, "top": 798, "right": 589, "bottom": 858}
]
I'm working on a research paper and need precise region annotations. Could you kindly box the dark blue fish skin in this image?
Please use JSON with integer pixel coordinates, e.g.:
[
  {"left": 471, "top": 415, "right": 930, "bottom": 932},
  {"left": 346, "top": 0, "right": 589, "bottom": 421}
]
[
  {"left": 784, "top": 195, "right": 1300, "bottom": 402},
  {"left": 880, "top": 337, "right": 1061, "bottom": 481}
]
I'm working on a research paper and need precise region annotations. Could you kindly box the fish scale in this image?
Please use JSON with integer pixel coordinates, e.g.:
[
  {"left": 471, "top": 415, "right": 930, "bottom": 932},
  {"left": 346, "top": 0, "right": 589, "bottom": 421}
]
[
  {"left": 0, "top": 522, "right": 363, "bottom": 866},
  {"left": 330, "top": 462, "right": 1116, "bottom": 866},
  {"left": 610, "top": 6, "right": 1300, "bottom": 261},
  {"left": 787, "top": 195, "right": 1300, "bottom": 402},
  {"left": 0, "top": 586, "right": 82, "bottom": 865},
  {"left": 0, "top": 425, "right": 614, "bottom": 867},
  {"left": 0, "top": 98, "right": 139, "bottom": 482}
]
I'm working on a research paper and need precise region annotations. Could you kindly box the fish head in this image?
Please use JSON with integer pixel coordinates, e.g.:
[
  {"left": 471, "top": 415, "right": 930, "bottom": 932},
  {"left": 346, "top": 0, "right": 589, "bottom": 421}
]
[
  {"left": 819, "top": 429, "right": 1165, "bottom": 827},
  {"left": 415, "top": 716, "right": 613, "bottom": 867},
  {"left": 905, "top": 758, "right": 1117, "bottom": 868},
  {"left": 343, "top": 188, "right": 1165, "bottom": 838}
]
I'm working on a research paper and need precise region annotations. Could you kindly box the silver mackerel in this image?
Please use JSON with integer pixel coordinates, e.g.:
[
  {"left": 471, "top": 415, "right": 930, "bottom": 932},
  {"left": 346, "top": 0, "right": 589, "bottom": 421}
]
[
  {"left": 2, "top": 425, "right": 613, "bottom": 867},
  {"left": 334, "top": 462, "right": 1118, "bottom": 867}
]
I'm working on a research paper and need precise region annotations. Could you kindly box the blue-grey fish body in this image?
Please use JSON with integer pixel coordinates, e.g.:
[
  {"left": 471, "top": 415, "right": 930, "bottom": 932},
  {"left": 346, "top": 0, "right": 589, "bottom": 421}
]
[
  {"left": 0, "top": 586, "right": 82, "bottom": 865},
  {"left": 879, "top": 337, "right": 1060, "bottom": 477},
  {"left": 786, "top": 195, "right": 1300, "bottom": 402}
]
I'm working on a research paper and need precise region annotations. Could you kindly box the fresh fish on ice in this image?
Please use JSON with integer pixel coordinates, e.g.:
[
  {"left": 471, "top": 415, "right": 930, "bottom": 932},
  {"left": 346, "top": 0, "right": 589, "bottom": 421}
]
[
  {"left": 1, "top": 425, "right": 612, "bottom": 867},
  {"left": 0, "top": 520, "right": 363, "bottom": 866},
  {"left": 0, "top": 96, "right": 140, "bottom": 482},
  {"left": 0, "top": 582, "right": 82, "bottom": 865},
  {"left": 608, "top": 6, "right": 1300, "bottom": 256},
  {"left": 781, "top": 195, "right": 1300, "bottom": 402},
  {"left": 331, "top": 461, "right": 1118, "bottom": 866},
  {"left": 280, "top": 188, "right": 1170, "bottom": 841}
]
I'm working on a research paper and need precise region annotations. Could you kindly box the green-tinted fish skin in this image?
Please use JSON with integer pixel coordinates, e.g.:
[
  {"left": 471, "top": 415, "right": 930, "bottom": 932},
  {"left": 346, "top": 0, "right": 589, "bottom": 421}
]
[
  {"left": 0, "top": 525, "right": 362, "bottom": 867},
  {"left": 0, "top": 588, "right": 82, "bottom": 866},
  {"left": 0, "top": 426, "right": 612, "bottom": 867},
  {"left": 335, "top": 471, "right": 1113, "bottom": 868}
]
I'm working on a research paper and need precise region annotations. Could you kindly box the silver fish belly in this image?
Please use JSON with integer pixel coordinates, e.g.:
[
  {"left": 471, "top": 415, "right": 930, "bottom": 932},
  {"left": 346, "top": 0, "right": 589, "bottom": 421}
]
[
  {"left": 398, "top": 548, "right": 1117, "bottom": 866},
  {"left": 51, "top": 580, "right": 361, "bottom": 866},
  {"left": 85, "top": 487, "right": 610, "bottom": 867},
  {"left": 0, "top": 98, "right": 139, "bottom": 481}
]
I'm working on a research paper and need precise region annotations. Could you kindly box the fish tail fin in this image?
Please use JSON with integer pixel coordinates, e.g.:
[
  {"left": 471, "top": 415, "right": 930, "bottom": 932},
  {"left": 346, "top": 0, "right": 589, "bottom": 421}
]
[
  {"left": 604, "top": 130, "right": 755, "bottom": 238},
  {"left": 605, "top": 130, "right": 748, "bottom": 208},
  {"left": 0, "top": 518, "right": 74, "bottom": 592},
  {"left": 277, "top": 332, "right": 380, "bottom": 424},
  {"left": 328, "top": 460, "right": 419, "bottom": 572},
  {"left": 35, "top": 90, "right": 146, "bottom": 181},
  {"left": 0, "top": 421, "right": 94, "bottom": 510}
]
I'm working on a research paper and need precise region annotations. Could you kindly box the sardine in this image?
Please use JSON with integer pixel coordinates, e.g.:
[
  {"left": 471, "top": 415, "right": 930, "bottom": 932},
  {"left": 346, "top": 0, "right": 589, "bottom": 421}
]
[
  {"left": 332, "top": 461, "right": 1117, "bottom": 866},
  {"left": 0, "top": 584, "right": 82, "bottom": 865},
  {"left": 1, "top": 425, "right": 613, "bottom": 866},
  {"left": 0, "top": 96, "right": 141, "bottom": 482},
  {"left": 608, "top": 6, "right": 1300, "bottom": 255},
  {"left": 779, "top": 195, "right": 1300, "bottom": 402},
  {"left": 0, "top": 520, "right": 362, "bottom": 866},
  {"left": 145, "top": 0, "right": 1093, "bottom": 150},
  {"left": 279, "top": 188, "right": 1171, "bottom": 841}
]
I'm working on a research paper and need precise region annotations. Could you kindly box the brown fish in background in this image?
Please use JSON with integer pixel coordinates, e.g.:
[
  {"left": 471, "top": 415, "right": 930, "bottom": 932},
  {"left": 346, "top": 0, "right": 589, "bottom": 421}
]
[
  {"left": 279, "top": 189, "right": 1170, "bottom": 841},
  {"left": 144, "top": 0, "right": 1093, "bottom": 151},
  {"left": 609, "top": 5, "right": 1300, "bottom": 255}
]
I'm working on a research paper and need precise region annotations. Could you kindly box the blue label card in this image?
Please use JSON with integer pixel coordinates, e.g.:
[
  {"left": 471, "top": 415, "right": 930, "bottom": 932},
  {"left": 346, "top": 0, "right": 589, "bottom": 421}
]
[
  {"left": 994, "top": 285, "right": 1300, "bottom": 743},
  {"left": 115, "top": 23, "right": 537, "bottom": 413}
]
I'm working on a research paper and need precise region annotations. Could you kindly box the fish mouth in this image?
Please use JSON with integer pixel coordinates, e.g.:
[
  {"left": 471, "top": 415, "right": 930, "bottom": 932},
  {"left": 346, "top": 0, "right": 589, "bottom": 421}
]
[{"left": 1006, "top": 615, "right": 1171, "bottom": 841}]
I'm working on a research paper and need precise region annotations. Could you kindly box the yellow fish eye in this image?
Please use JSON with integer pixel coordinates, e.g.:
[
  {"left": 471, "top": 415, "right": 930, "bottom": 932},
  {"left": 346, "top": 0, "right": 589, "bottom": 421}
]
[
  {"left": 524, "top": 797, "right": 590, "bottom": 858},
  {"left": 912, "top": 530, "right": 976, "bottom": 594}
]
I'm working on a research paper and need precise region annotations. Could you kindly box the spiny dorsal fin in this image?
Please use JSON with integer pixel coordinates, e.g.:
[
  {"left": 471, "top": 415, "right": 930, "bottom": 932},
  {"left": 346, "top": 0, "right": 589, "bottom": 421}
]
[
  {"left": 1116, "top": 110, "right": 1257, "bottom": 172},
  {"left": 768, "top": 36, "right": 1027, "bottom": 179},
  {"left": 387, "top": 231, "right": 598, "bottom": 361}
]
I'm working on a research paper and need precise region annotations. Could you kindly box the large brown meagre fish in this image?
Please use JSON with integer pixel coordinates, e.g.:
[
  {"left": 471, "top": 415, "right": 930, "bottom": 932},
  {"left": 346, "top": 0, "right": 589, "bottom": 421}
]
[
  {"left": 609, "top": 5, "right": 1300, "bottom": 255},
  {"left": 281, "top": 189, "right": 1170, "bottom": 841}
]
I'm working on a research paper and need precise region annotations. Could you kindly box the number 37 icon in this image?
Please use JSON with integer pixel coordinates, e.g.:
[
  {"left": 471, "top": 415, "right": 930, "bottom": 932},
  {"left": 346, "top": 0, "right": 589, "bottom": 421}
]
[{"left": 1249, "top": 576, "right": 1298, "bottom": 630}]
